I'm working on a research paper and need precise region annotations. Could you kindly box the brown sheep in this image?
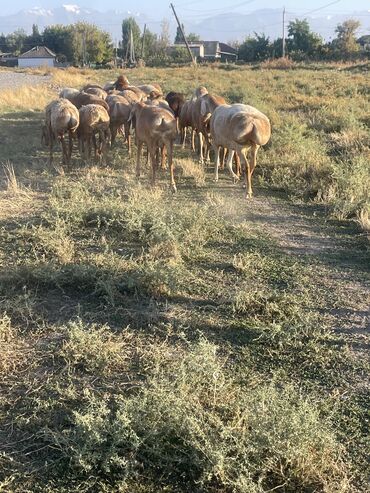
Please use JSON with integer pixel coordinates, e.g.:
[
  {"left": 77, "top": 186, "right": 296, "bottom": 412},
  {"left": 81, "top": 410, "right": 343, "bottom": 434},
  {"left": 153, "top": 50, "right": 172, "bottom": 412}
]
[
  {"left": 192, "top": 93, "right": 226, "bottom": 164},
  {"left": 210, "top": 103, "right": 271, "bottom": 197},
  {"left": 84, "top": 87, "right": 108, "bottom": 100},
  {"left": 66, "top": 91, "right": 109, "bottom": 112},
  {"left": 130, "top": 102, "right": 178, "bottom": 191},
  {"left": 42, "top": 98, "right": 79, "bottom": 166},
  {"left": 77, "top": 104, "right": 111, "bottom": 163},
  {"left": 107, "top": 95, "right": 133, "bottom": 153}
]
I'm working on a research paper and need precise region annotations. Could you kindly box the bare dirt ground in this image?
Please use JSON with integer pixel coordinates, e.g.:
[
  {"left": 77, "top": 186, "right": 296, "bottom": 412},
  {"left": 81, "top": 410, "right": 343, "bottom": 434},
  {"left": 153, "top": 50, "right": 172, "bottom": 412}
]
[
  {"left": 0, "top": 70, "right": 51, "bottom": 90},
  {"left": 219, "top": 181, "right": 370, "bottom": 355}
]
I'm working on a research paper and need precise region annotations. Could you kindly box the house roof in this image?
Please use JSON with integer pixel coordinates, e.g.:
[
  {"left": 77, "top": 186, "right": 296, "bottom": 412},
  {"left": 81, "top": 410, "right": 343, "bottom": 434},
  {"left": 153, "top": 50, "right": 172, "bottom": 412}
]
[
  {"left": 219, "top": 42, "right": 237, "bottom": 55},
  {"left": 19, "top": 46, "right": 56, "bottom": 59}
]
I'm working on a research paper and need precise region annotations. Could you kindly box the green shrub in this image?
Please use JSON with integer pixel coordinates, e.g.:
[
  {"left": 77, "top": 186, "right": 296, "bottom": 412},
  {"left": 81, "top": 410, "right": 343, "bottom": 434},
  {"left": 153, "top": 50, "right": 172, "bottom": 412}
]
[{"left": 59, "top": 339, "right": 350, "bottom": 492}]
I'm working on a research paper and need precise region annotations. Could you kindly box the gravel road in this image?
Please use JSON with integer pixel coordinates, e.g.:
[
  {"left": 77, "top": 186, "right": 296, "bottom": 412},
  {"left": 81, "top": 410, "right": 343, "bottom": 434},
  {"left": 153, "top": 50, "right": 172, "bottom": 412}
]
[{"left": 0, "top": 71, "right": 51, "bottom": 90}]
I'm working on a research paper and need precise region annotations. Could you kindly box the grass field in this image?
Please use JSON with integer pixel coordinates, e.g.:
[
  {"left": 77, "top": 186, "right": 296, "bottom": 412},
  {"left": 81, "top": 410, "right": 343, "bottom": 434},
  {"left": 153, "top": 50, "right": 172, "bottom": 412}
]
[{"left": 0, "top": 63, "right": 369, "bottom": 492}]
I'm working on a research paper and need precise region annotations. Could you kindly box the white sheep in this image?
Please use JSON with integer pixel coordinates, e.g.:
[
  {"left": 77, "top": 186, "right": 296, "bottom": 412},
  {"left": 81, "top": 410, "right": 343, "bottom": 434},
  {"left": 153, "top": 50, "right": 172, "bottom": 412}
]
[
  {"left": 210, "top": 103, "right": 271, "bottom": 197},
  {"left": 42, "top": 98, "right": 79, "bottom": 166},
  {"left": 59, "top": 87, "right": 80, "bottom": 99}
]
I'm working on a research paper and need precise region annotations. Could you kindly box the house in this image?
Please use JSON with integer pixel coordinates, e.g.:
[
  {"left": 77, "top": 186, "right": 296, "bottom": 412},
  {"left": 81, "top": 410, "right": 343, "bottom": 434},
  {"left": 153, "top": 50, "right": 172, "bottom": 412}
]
[
  {"left": 169, "top": 41, "right": 237, "bottom": 62},
  {"left": 18, "top": 46, "right": 56, "bottom": 68},
  {"left": 0, "top": 52, "right": 18, "bottom": 67},
  {"left": 202, "top": 41, "right": 237, "bottom": 62}
]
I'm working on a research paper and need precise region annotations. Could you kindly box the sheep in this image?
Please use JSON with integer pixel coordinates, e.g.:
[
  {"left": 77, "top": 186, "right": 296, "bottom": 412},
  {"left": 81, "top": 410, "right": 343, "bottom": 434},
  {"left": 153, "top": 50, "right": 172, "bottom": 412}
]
[
  {"left": 59, "top": 87, "right": 80, "bottom": 99},
  {"left": 66, "top": 91, "right": 110, "bottom": 112},
  {"left": 77, "top": 104, "right": 111, "bottom": 164},
  {"left": 113, "top": 75, "right": 147, "bottom": 100},
  {"left": 107, "top": 95, "right": 133, "bottom": 153},
  {"left": 192, "top": 93, "right": 226, "bottom": 164},
  {"left": 113, "top": 75, "right": 130, "bottom": 91},
  {"left": 82, "top": 83, "right": 104, "bottom": 91},
  {"left": 137, "top": 83, "right": 163, "bottom": 96},
  {"left": 210, "top": 103, "right": 271, "bottom": 197},
  {"left": 104, "top": 81, "right": 116, "bottom": 91},
  {"left": 165, "top": 92, "right": 185, "bottom": 119},
  {"left": 117, "top": 90, "right": 143, "bottom": 104},
  {"left": 41, "top": 98, "right": 79, "bottom": 166},
  {"left": 193, "top": 86, "right": 208, "bottom": 100},
  {"left": 84, "top": 87, "right": 108, "bottom": 100},
  {"left": 130, "top": 102, "right": 178, "bottom": 192},
  {"left": 178, "top": 99, "right": 196, "bottom": 150}
]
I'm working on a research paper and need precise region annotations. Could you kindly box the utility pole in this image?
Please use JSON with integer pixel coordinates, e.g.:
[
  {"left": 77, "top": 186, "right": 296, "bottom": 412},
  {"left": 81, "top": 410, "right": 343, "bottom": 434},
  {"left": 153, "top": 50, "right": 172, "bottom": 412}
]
[
  {"left": 282, "top": 6, "right": 286, "bottom": 58},
  {"left": 129, "top": 27, "right": 136, "bottom": 65},
  {"left": 141, "top": 23, "right": 147, "bottom": 59},
  {"left": 170, "top": 3, "right": 196, "bottom": 64}
]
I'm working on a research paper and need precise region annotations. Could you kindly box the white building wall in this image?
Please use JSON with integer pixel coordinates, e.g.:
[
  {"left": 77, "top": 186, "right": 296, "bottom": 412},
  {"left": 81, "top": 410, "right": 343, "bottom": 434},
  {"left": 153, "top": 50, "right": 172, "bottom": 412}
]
[{"left": 18, "top": 58, "right": 55, "bottom": 68}]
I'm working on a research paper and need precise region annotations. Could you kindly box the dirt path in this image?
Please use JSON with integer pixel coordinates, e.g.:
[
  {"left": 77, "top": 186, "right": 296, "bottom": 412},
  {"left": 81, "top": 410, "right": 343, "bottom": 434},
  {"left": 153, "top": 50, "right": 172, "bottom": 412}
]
[
  {"left": 211, "top": 179, "right": 370, "bottom": 356},
  {"left": 0, "top": 70, "right": 51, "bottom": 90}
]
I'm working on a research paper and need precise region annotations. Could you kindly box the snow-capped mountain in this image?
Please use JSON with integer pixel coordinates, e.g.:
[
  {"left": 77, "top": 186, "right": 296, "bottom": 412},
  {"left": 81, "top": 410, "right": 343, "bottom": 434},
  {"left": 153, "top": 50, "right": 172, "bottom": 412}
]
[
  {"left": 0, "top": 4, "right": 368, "bottom": 43},
  {"left": 0, "top": 4, "right": 147, "bottom": 41}
]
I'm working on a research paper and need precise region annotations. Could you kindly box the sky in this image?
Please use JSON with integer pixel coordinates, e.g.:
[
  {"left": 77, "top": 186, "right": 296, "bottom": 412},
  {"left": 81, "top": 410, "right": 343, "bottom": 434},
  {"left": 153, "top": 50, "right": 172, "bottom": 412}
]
[{"left": 1, "top": 0, "right": 370, "bottom": 17}]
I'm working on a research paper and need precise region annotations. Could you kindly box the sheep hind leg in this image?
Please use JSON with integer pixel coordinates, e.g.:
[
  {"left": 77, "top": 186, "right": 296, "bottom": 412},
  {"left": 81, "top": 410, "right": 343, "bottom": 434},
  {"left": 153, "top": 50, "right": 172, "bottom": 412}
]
[
  {"left": 220, "top": 147, "right": 227, "bottom": 170},
  {"left": 214, "top": 144, "right": 221, "bottom": 182},
  {"left": 241, "top": 148, "right": 253, "bottom": 199},
  {"left": 136, "top": 141, "right": 143, "bottom": 179},
  {"left": 60, "top": 136, "right": 68, "bottom": 166},
  {"left": 247, "top": 143, "right": 259, "bottom": 198},
  {"left": 226, "top": 150, "right": 239, "bottom": 183},
  {"left": 166, "top": 140, "right": 176, "bottom": 192},
  {"left": 198, "top": 132, "right": 204, "bottom": 165},
  {"left": 149, "top": 145, "right": 157, "bottom": 187},
  {"left": 124, "top": 123, "right": 131, "bottom": 156},
  {"left": 67, "top": 131, "right": 74, "bottom": 166},
  {"left": 161, "top": 144, "right": 167, "bottom": 170}
]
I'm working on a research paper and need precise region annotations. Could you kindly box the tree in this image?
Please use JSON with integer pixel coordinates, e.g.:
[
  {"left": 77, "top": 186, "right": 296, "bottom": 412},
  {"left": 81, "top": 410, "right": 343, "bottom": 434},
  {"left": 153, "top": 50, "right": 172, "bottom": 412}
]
[
  {"left": 174, "top": 24, "right": 185, "bottom": 44},
  {"left": 28, "top": 24, "right": 43, "bottom": 47},
  {"left": 287, "top": 19, "right": 323, "bottom": 57},
  {"left": 6, "top": 29, "right": 27, "bottom": 54},
  {"left": 121, "top": 17, "right": 141, "bottom": 61},
  {"left": 238, "top": 33, "right": 271, "bottom": 62},
  {"left": 331, "top": 19, "right": 361, "bottom": 56},
  {"left": 141, "top": 29, "right": 158, "bottom": 59},
  {"left": 158, "top": 19, "right": 171, "bottom": 51},
  {"left": 71, "top": 22, "right": 113, "bottom": 66},
  {"left": 187, "top": 33, "right": 201, "bottom": 43},
  {"left": 43, "top": 25, "right": 74, "bottom": 61},
  {"left": 357, "top": 34, "right": 370, "bottom": 50}
]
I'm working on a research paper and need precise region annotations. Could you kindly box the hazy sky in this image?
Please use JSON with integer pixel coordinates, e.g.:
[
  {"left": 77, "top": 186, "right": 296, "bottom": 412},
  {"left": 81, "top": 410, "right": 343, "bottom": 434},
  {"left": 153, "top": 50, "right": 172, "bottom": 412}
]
[{"left": 2, "top": 0, "right": 370, "bottom": 17}]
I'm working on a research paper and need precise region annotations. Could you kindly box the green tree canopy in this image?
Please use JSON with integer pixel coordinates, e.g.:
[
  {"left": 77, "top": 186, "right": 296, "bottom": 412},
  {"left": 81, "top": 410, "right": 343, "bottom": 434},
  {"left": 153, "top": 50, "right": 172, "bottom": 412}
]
[
  {"left": 238, "top": 33, "right": 271, "bottom": 62},
  {"left": 174, "top": 24, "right": 185, "bottom": 44},
  {"left": 122, "top": 17, "right": 141, "bottom": 61},
  {"left": 43, "top": 25, "right": 74, "bottom": 61},
  {"left": 187, "top": 33, "right": 201, "bottom": 43},
  {"left": 332, "top": 19, "right": 361, "bottom": 55},
  {"left": 287, "top": 19, "right": 323, "bottom": 56},
  {"left": 72, "top": 22, "right": 113, "bottom": 66},
  {"left": 6, "top": 29, "right": 27, "bottom": 54}
]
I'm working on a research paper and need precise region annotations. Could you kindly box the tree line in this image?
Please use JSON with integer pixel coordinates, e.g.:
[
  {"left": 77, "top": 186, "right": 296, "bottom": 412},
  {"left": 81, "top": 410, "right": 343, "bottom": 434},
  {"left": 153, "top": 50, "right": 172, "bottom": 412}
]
[
  {"left": 237, "top": 19, "right": 370, "bottom": 62},
  {"left": 0, "top": 17, "right": 368, "bottom": 66},
  {"left": 0, "top": 23, "right": 113, "bottom": 65}
]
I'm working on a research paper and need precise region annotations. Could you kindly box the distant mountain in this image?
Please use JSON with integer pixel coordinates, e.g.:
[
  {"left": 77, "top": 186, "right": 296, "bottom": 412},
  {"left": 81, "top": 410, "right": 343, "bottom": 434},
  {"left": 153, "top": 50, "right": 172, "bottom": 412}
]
[
  {"left": 185, "top": 9, "right": 370, "bottom": 42},
  {"left": 0, "top": 4, "right": 147, "bottom": 42},
  {"left": 0, "top": 4, "right": 368, "bottom": 43}
]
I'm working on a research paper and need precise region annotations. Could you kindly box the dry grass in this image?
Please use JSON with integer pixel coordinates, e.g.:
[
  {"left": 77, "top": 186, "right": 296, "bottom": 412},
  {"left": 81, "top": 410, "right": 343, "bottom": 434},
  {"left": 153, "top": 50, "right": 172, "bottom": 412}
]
[
  {"left": 260, "top": 57, "right": 296, "bottom": 70},
  {"left": 0, "top": 85, "right": 54, "bottom": 111},
  {"left": 0, "top": 65, "right": 369, "bottom": 493}
]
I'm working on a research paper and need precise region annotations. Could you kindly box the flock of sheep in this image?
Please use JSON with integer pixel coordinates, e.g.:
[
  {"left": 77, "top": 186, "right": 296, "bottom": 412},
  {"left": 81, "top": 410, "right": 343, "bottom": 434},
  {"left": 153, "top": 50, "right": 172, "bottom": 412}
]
[{"left": 42, "top": 74, "right": 271, "bottom": 197}]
